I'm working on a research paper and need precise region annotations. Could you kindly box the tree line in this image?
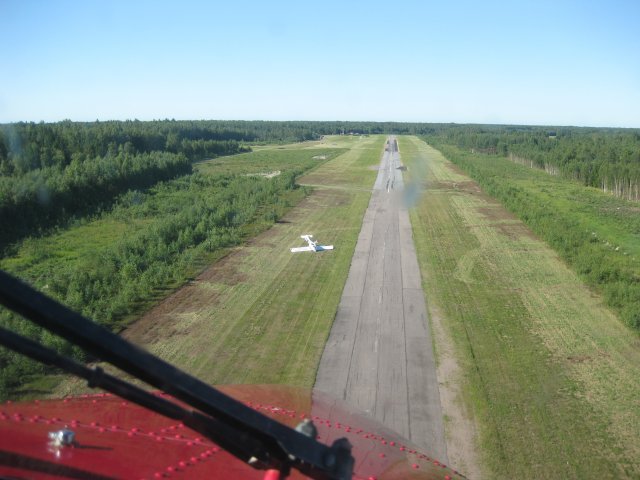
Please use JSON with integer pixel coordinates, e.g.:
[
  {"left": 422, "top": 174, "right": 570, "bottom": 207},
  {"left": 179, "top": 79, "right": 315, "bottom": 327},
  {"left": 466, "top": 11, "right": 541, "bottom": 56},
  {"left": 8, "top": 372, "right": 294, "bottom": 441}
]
[
  {"left": 0, "top": 119, "right": 434, "bottom": 177},
  {"left": 0, "top": 119, "right": 462, "bottom": 249},
  {"left": 0, "top": 150, "right": 192, "bottom": 247},
  {"left": 0, "top": 120, "right": 257, "bottom": 248},
  {"left": 425, "top": 124, "right": 640, "bottom": 201}
]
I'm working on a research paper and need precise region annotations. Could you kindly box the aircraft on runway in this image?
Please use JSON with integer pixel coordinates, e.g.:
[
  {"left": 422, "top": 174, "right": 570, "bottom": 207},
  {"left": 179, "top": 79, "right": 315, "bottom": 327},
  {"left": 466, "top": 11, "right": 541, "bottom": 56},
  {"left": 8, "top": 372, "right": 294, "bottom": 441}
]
[{"left": 290, "top": 235, "right": 334, "bottom": 253}]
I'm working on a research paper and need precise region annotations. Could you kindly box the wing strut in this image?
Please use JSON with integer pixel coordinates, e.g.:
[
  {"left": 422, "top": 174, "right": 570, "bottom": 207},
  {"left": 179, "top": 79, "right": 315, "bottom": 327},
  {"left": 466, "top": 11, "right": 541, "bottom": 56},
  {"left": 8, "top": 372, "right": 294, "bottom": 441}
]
[{"left": 0, "top": 270, "right": 353, "bottom": 480}]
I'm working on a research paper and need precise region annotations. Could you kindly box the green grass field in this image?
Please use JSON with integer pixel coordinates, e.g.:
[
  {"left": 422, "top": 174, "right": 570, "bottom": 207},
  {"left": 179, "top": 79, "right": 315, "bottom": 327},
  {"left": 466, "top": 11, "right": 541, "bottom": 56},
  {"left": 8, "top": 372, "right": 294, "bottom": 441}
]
[
  {"left": 2, "top": 147, "right": 342, "bottom": 279},
  {"left": 400, "top": 136, "right": 640, "bottom": 479},
  {"left": 0, "top": 144, "right": 347, "bottom": 398},
  {"left": 133, "top": 135, "right": 384, "bottom": 386},
  {"left": 51, "top": 135, "right": 385, "bottom": 395}
]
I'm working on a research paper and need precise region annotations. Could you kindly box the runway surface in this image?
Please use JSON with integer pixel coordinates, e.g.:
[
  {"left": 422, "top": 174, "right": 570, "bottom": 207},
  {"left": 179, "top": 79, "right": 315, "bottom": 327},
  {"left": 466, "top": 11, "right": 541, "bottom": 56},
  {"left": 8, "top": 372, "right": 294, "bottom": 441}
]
[{"left": 314, "top": 137, "right": 448, "bottom": 460}]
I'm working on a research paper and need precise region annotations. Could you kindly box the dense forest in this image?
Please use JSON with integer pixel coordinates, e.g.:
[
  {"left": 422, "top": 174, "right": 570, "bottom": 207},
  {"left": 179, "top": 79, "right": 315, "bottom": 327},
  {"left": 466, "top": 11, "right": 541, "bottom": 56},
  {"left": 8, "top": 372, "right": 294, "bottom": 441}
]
[
  {"left": 425, "top": 124, "right": 640, "bottom": 201},
  {"left": 0, "top": 120, "right": 256, "bottom": 248}
]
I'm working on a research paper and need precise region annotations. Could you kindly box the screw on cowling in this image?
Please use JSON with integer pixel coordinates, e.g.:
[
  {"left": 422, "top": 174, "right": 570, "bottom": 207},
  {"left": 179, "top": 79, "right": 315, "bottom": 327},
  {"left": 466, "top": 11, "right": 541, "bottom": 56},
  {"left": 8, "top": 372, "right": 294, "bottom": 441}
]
[
  {"left": 294, "top": 418, "right": 318, "bottom": 439},
  {"left": 48, "top": 426, "right": 76, "bottom": 447}
]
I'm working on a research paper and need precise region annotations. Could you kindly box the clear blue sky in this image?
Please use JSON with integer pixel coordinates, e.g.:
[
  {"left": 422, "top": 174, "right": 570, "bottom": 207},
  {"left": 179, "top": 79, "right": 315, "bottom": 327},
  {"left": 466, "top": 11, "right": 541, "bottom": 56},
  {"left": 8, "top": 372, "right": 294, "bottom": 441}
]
[{"left": 1, "top": 0, "right": 639, "bottom": 127}]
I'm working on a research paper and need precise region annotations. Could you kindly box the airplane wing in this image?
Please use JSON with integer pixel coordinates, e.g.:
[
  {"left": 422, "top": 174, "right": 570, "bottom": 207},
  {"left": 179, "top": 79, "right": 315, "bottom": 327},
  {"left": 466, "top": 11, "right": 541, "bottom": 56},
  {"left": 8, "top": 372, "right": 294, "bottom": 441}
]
[
  {"left": 316, "top": 245, "right": 334, "bottom": 251},
  {"left": 290, "top": 246, "right": 316, "bottom": 253}
]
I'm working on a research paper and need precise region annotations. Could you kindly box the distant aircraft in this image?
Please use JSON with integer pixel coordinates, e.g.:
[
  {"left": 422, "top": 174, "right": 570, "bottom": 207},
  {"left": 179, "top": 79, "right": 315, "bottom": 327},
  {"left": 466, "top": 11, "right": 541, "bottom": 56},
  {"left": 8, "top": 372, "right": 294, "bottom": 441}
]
[{"left": 290, "top": 234, "right": 334, "bottom": 253}]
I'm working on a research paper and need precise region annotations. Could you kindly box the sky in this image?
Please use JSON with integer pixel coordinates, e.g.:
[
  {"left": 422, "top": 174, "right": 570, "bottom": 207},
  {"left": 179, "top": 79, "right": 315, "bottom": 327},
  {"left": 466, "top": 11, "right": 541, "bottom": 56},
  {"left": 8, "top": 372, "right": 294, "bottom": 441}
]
[{"left": 1, "top": 0, "right": 639, "bottom": 127}]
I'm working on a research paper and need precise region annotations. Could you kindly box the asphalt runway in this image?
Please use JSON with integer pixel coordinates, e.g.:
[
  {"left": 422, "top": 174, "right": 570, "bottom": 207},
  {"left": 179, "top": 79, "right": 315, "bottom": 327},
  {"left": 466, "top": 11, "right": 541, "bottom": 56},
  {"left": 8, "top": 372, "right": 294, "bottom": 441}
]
[{"left": 314, "top": 137, "right": 448, "bottom": 460}]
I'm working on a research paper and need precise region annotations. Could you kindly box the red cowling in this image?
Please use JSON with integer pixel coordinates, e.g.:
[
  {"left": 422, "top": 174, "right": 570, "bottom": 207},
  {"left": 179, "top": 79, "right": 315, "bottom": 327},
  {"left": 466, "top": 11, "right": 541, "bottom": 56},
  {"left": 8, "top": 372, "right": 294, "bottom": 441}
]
[{"left": 0, "top": 385, "right": 465, "bottom": 480}]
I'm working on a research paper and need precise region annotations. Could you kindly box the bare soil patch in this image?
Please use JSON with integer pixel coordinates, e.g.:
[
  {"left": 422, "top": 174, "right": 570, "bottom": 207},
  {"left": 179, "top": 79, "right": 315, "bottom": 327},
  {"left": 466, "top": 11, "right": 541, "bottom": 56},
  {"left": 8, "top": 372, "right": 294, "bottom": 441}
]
[
  {"left": 431, "top": 174, "right": 538, "bottom": 242},
  {"left": 476, "top": 206, "right": 539, "bottom": 241},
  {"left": 567, "top": 355, "right": 593, "bottom": 364},
  {"left": 430, "top": 300, "right": 483, "bottom": 478},
  {"left": 123, "top": 255, "right": 238, "bottom": 345},
  {"left": 429, "top": 180, "right": 483, "bottom": 195},
  {"left": 122, "top": 186, "right": 347, "bottom": 348}
]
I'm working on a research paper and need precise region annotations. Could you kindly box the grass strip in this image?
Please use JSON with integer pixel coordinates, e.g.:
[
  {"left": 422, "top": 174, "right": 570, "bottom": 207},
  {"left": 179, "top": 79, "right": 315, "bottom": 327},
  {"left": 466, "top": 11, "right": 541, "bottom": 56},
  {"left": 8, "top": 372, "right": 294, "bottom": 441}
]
[
  {"left": 402, "top": 136, "right": 639, "bottom": 479},
  {"left": 428, "top": 142, "right": 640, "bottom": 330},
  {"left": 51, "top": 135, "right": 386, "bottom": 396}
]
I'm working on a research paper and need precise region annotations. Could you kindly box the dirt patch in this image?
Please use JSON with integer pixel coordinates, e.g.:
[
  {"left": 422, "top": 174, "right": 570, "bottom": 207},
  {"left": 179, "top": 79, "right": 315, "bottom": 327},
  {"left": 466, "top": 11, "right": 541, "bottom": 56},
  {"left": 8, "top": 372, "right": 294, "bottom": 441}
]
[
  {"left": 477, "top": 206, "right": 539, "bottom": 241},
  {"left": 123, "top": 250, "right": 249, "bottom": 345},
  {"left": 567, "top": 355, "right": 592, "bottom": 364},
  {"left": 429, "top": 301, "right": 484, "bottom": 478},
  {"left": 122, "top": 284, "right": 213, "bottom": 346},
  {"left": 476, "top": 206, "right": 515, "bottom": 223},
  {"left": 200, "top": 256, "right": 249, "bottom": 286},
  {"left": 303, "top": 188, "right": 351, "bottom": 208},
  {"left": 429, "top": 180, "right": 483, "bottom": 195},
  {"left": 455, "top": 181, "right": 483, "bottom": 195},
  {"left": 440, "top": 164, "right": 538, "bottom": 240},
  {"left": 430, "top": 178, "right": 540, "bottom": 242},
  {"left": 494, "top": 223, "right": 539, "bottom": 241}
]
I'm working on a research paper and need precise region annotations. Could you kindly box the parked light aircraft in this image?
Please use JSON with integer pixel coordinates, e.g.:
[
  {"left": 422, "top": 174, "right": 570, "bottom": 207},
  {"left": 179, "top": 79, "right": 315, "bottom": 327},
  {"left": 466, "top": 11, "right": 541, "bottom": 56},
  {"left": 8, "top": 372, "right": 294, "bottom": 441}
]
[{"left": 290, "top": 235, "right": 334, "bottom": 253}]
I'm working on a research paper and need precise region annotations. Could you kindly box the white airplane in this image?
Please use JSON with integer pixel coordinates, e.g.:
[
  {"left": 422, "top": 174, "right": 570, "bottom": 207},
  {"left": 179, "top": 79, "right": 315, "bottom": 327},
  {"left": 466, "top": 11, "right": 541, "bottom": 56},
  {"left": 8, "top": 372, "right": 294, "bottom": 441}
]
[{"left": 290, "top": 234, "right": 334, "bottom": 253}]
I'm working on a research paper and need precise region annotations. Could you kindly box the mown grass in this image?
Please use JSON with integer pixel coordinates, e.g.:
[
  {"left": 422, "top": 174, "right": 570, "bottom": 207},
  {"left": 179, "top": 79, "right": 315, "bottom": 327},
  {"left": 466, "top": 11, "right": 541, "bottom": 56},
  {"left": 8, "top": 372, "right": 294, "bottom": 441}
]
[
  {"left": 124, "top": 135, "right": 386, "bottom": 387},
  {"left": 401, "top": 136, "right": 640, "bottom": 479},
  {"left": 430, "top": 143, "right": 640, "bottom": 330},
  {"left": 195, "top": 146, "right": 340, "bottom": 176}
]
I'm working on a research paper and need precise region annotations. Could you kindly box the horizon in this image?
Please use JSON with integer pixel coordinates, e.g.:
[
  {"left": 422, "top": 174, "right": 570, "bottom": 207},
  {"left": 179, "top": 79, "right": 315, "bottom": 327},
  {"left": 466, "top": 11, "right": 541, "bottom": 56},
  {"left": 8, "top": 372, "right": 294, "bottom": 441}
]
[
  {"left": 2, "top": 0, "right": 639, "bottom": 128},
  {"left": 2, "top": 118, "right": 638, "bottom": 131}
]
